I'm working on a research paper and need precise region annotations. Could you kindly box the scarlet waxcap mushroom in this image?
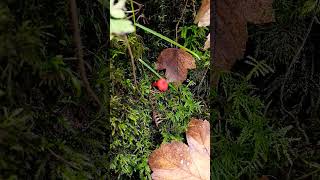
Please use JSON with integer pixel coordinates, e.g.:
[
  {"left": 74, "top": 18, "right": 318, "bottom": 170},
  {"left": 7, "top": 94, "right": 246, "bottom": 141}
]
[{"left": 152, "top": 78, "right": 168, "bottom": 92}]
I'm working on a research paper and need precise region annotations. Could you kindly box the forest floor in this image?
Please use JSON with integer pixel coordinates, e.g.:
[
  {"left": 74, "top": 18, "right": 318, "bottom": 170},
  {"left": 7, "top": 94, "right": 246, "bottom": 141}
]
[{"left": 0, "top": 0, "right": 319, "bottom": 179}]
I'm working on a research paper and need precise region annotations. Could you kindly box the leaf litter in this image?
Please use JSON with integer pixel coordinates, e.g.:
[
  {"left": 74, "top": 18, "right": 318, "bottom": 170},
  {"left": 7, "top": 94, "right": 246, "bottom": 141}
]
[
  {"left": 148, "top": 118, "right": 210, "bottom": 180},
  {"left": 156, "top": 48, "right": 196, "bottom": 84}
]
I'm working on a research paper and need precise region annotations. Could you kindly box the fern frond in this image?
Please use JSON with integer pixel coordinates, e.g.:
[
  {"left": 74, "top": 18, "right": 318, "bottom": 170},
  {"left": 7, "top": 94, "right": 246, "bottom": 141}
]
[{"left": 245, "top": 56, "right": 274, "bottom": 81}]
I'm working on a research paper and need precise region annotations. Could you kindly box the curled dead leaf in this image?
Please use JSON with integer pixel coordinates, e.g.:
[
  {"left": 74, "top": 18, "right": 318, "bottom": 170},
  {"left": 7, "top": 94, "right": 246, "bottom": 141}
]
[
  {"left": 148, "top": 118, "right": 210, "bottom": 180},
  {"left": 195, "top": 0, "right": 274, "bottom": 72},
  {"left": 214, "top": 0, "right": 274, "bottom": 71},
  {"left": 194, "top": 0, "right": 210, "bottom": 49},
  {"left": 156, "top": 48, "right": 196, "bottom": 84},
  {"left": 194, "top": 0, "right": 210, "bottom": 27}
]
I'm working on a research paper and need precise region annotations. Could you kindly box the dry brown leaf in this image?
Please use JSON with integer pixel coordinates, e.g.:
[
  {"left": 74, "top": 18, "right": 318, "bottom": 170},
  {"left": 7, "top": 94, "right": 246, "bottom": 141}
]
[
  {"left": 148, "top": 119, "right": 210, "bottom": 180},
  {"left": 215, "top": 0, "right": 274, "bottom": 70},
  {"left": 194, "top": 0, "right": 274, "bottom": 71},
  {"left": 203, "top": 34, "right": 210, "bottom": 50},
  {"left": 194, "top": 0, "right": 210, "bottom": 49},
  {"left": 194, "top": 0, "right": 210, "bottom": 27},
  {"left": 156, "top": 48, "right": 196, "bottom": 84}
]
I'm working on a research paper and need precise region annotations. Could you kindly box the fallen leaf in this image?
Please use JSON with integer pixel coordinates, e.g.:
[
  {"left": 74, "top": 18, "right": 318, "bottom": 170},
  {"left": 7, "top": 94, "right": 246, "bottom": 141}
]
[
  {"left": 214, "top": 0, "right": 274, "bottom": 71},
  {"left": 148, "top": 119, "right": 210, "bottom": 180},
  {"left": 203, "top": 34, "right": 210, "bottom": 50},
  {"left": 194, "top": 0, "right": 274, "bottom": 73},
  {"left": 156, "top": 48, "right": 196, "bottom": 84},
  {"left": 194, "top": 0, "right": 210, "bottom": 49},
  {"left": 194, "top": 0, "right": 210, "bottom": 27}
]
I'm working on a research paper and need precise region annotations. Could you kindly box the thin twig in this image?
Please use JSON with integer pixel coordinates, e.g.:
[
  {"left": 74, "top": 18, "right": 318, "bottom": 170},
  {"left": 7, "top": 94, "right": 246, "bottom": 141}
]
[
  {"left": 69, "top": 0, "right": 108, "bottom": 136},
  {"left": 315, "top": 16, "right": 320, "bottom": 24},
  {"left": 69, "top": 0, "right": 102, "bottom": 107},
  {"left": 124, "top": 35, "right": 137, "bottom": 85},
  {"left": 126, "top": 1, "right": 143, "bottom": 17},
  {"left": 195, "top": 68, "right": 208, "bottom": 94},
  {"left": 126, "top": 6, "right": 143, "bottom": 19},
  {"left": 131, "top": 0, "right": 143, "bottom": 8},
  {"left": 286, "top": 163, "right": 293, "bottom": 180},
  {"left": 48, "top": 149, "right": 80, "bottom": 170}
]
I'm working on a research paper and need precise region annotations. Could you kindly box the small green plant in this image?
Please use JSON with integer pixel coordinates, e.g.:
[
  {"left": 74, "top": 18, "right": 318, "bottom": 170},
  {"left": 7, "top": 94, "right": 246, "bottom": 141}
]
[
  {"left": 110, "top": 0, "right": 135, "bottom": 39},
  {"left": 180, "top": 25, "right": 210, "bottom": 68},
  {"left": 135, "top": 23, "right": 200, "bottom": 60},
  {"left": 300, "top": 0, "right": 320, "bottom": 17},
  {"left": 244, "top": 56, "right": 274, "bottom": 81}
]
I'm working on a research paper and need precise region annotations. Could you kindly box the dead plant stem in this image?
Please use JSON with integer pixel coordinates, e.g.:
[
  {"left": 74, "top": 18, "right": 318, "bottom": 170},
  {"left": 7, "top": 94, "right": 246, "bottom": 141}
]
[
  {"left": 69, "top": 0, "right": 102, "bottom": 107},
  {"left": 124, "top": 35, "right": 137, "bottom": 85}
]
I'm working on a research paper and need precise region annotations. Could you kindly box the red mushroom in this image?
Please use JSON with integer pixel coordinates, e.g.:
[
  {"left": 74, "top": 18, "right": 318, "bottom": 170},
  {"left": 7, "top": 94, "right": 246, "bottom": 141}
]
[{"left": 152, "top": 78, "right": 168, "bottom": 92}]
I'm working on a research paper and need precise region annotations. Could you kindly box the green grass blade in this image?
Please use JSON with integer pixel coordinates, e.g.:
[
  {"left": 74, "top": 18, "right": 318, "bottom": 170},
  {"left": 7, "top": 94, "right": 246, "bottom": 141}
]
[
  {"left": 138, "top": 58, "right": 162, "bottom": 79},
  {"left": 138, "top": 58, "right": 176, "bottom": 91},
  {"left": 135, "top": 23, "right": 200, "bottom": 60},
  {"left": 130, "top": 0, "right": 136, "bottom": 32}
]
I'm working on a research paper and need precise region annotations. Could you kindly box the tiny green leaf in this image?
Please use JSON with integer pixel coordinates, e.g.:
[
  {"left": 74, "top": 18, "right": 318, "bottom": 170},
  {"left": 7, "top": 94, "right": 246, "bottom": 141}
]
[{"left": 110, "top": 19, "right": 135, "bottom": 38}]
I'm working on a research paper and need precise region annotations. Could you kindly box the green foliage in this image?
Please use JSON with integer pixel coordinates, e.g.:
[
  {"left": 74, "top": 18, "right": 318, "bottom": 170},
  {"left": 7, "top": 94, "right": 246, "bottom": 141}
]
[
  {"left": 136, "top": 23, "right": 200, "bottom": 59},
  {"left": 0, "top": 107, "right": 39, "bottom": 178},
  {"left": 112, "top": 33, "right": 145, "bottom": 60},
  {"left": 249, "top": 0, "right": 313, "bottom": 66},
  {"left": 180, "top": 25, "right": 210, "bottom": 68},
  {"left": 0, "top": 0, "right": 109, "bottom": 179},
  {"left": 247, "top": 1, "right": 320, "bottom": 178},
  {"left": 180, "top": 25, "right": 207, "bottom": 49},
  {"left": 0, "top": 106, "right": 106, "bottom": 179},
  {"left": 245, "top": 56, "right": 274, "bottom": 81},
  {"left": 211, "top": 74, "right": 294, "bottom": 180},
  {"left": 154, "top": 83, "right": 204, "bottom": 142},
  {"left": 300, "top": 0, "right": 320, "bottom": 17},
  {"left": 178, "top": 25, "right": 210, "bottom": 98},
  {"left": 109, "top": 76, "right": 154, "bottom": 179}
]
